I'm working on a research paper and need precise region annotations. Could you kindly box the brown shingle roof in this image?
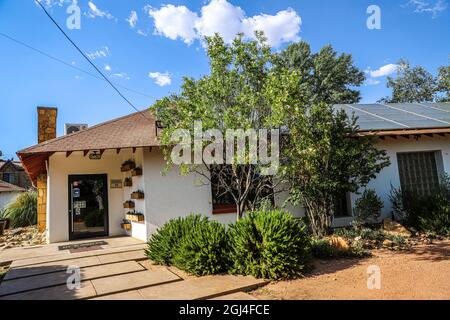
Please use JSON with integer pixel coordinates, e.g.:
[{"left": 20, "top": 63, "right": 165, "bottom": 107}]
[
  {"left": 0, "top": 180, "right": 26, "bottom": 193},
  {"left": 17, "top": 109, "right": 160, "bottom": 185},
  {"left": 18, "top": 109, "right": 159, "bottom": 154}
]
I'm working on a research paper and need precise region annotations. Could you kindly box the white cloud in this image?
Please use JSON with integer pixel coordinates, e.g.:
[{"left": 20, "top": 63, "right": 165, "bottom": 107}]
[
  {"left": 148, "top": 4, "right": 199, "bottom": 44},
  {"left": 365, "top": 78, "right": 381, "bottom": 86},
  {"left": 149, "top": 72, "right": 172, "bottom": 86},
  {"left": 36, "top": 0, "right": 72, "bottom": 8},
  {"left": 366, "top": 64, "right": 399, "bottom": 78},
  {"left": 126, "top": 10, "right": 138, "bottom": 28},
  {"left": 104, "top": 64, "right": 112, "bottom": 72},
  {"left": 404, "top": 0, "right": 448, "bottom": 18},
  {"left": 146, "top": 0, "right": 301, "bottom": 47},
  {"left": 87, "top": 46, "right": 110, "bottom": 60},
  {"left": 112, "top": 73, "right": 130, "bottom": 80},
  {"left": 86, "top": 1, "right": 115, "bottom": 20},
  {"left": 137, "top": 29, "right": 148, "bottom": 37}
]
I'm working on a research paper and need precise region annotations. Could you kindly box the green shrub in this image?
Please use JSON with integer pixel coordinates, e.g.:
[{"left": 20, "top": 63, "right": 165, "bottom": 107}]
[
  {"left": 1, "top": 191, "right": 37, "bottom": 228},
  {"left": 353, "top": 189, "right": 383, "bottom": 226},
  {"left": 228, "top": 210, "right": 311, "bottom": 280},
  {"left": 172, "top": 220, "right": 229, "bottom": 276},
  {"left": 146, "top": 214, "right": 208, "bottom": 265},
  {"left": 334, "top": 227, "right": 385, "bottom": 242},
  {"left": 390, "top": 176, "right": 450, "bottom": 235},
  {"left": 310, "top": 238, "right": 370, "bottom": 259}
]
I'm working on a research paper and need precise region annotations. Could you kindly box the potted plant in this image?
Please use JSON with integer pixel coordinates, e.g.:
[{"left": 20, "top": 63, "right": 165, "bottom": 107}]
[
  {"left": 123, "top": 177, "right": 133, "bottom": 187},
  {"left": 131, "top": 190, "right": 145, "bottom": 199},
  {"left": 131, "top": 167, "right": 143, "bottom": 176},
  {"left": 123, "top": 200, "right": 135, "bottom": 209},
  {"left": 121, "top": 219, "right": 132, "bottom": 231},
  {"left": 121, "top": 159, "right": 136, "bottom": 172},
  {"left": 126, "top": 212, "right": 144, "bottom": 222}
]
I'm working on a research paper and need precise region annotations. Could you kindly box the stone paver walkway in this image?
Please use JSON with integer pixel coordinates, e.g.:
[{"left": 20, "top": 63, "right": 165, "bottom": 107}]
[{"left": 0, "top": 237, "right": 267, "bottom": 300}]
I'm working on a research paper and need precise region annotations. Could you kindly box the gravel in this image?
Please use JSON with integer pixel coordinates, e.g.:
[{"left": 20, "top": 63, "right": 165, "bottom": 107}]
[{"left": 251, "top": 240, "right": 450, "bottom": 300}]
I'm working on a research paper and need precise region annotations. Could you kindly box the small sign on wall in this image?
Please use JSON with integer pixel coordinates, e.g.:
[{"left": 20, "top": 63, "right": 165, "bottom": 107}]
[{"left": 110, "top": 179, "right": 123, "bottom": 189}]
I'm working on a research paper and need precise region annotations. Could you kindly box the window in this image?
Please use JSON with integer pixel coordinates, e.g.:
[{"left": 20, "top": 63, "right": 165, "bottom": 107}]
[
  {"left": 397, "top": 151, "right": 441, "bottom": 195},
  {"left": 2, "top": 172, "right": 16, "bottom": 185},
  {"left": 210, "top": 165, "right": 274, "bottom": 214}
]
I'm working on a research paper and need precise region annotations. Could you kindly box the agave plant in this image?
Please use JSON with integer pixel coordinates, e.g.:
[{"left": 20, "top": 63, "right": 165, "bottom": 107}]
[{"left": 2, "top": 190, "right": 37, "bottom": 228}]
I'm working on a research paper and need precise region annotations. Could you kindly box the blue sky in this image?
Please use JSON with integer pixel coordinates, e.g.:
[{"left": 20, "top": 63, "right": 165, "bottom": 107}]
[{"left": 0, "top": 0, "right": 449, "bottom": 159}]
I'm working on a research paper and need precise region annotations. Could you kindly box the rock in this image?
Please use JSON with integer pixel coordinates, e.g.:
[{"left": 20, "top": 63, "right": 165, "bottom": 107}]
[
  {"left": 383, "top": 219, "right": 412, "bottom": 238},
  {"left": 329, "top": 236, "right": 350, "bottom": 250},
  {"left": 382, "top": 239, "right": 393, "bottom": 247}
]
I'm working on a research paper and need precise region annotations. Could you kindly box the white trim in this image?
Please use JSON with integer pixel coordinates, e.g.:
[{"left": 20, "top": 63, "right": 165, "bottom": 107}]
[{"left": 344, "top": 104, "right": 409, "bottom": 128}]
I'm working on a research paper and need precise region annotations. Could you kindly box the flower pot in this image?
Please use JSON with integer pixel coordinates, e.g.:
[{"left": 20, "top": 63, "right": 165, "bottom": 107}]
[
  {"left": 131, "top": 167, "right": 142, "bottom": 176},
  {"left": 126, "top": 214, "right": 144, "bottom": 222},
  {"left": 121, "top": 223, "right": 132, "bottom": 231},
  {"left": 121, "top": 161, "right": 136, "bottom": 172},
  {"left": 131, "top": 191, "right": 144, "bottom": 200},
  {"left": 123, "top": 201, "right": 135, "bottom": 209},
  {"left": 123, "top": 178, "right": 133, "bottom": 187}
]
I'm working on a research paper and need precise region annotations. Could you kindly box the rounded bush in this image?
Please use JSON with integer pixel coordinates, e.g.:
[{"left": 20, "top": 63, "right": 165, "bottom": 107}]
[
  {"left": 228, "top": 210, "right": 311, "bottom": 280},
  {"left": 145, "top": 214, "right": 208, "bottom": 265},
  {"left": 173, "top": 220, "right": 229, "bottom": 276}
]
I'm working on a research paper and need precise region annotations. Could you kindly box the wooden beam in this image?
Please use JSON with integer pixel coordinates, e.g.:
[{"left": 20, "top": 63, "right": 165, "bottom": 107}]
[
  {"left": 116, "top": 148, "right": 121, "bottom": 154},
  {"left": 149, "top": 147, "right": 153, "bottom": 152},
  {"left": 132, "top": 147, "right": 137, "bottom": 154},
  {"left": 66, "top": 151, "right": 73, "bottom": 158},
  {"left": 99, "top": 150, "right": 105, "bottom": 156},
  {"left": 83, "top": 150, "right": 89, "bottom": 157}
]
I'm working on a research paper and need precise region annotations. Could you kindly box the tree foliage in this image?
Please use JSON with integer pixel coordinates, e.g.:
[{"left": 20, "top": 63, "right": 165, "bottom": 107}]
[
  {"left": 277, "top": 41, "right": 365, "bottom": 104},
  {"left": 380, "top": 59, "right": 449, "bottom": 103}
]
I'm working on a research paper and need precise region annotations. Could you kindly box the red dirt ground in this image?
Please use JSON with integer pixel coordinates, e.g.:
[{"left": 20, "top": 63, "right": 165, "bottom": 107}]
[{"left": 251, "top": 240, "right": 450, "bottom": 300}]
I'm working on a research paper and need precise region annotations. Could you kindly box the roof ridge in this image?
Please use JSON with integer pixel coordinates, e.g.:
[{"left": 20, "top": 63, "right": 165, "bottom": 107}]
[{"left": 17, "top": 109, "right": 154, "bottom": 154}]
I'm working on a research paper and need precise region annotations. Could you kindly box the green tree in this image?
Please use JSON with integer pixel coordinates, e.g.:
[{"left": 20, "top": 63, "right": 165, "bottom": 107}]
[
  {"left": 380, "top": 59, "right": 438, "bottom": 103},
  {"left": 155, "top": 33, "right": 284, "bottom": 220},
  {"left": 277, "top": 41, "right": 365, "bottom": 104},
  {"left": 273, "top": 102, "right": 390, "bottom": 237},
  {"left": 437, "top": 61, "right": 450, "bottom": 102}
]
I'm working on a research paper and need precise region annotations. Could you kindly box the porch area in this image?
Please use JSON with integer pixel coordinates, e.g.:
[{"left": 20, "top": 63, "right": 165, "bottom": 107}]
[{"left": 0, "top": 237, "right": 266, "bottom": 300}]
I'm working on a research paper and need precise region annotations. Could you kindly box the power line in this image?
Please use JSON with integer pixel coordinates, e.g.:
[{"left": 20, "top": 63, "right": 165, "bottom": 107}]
[
  {"left": 35, "top": 0, "right": 154, "bottom": 121},
  {"left": 0, "top": 32, "right": 156, "bottom": 100}
]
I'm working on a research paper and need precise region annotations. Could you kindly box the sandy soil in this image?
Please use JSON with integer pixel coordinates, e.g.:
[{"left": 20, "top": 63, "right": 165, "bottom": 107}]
[{"left": 251, "top": 240, "right": 450, "bottom": 300}]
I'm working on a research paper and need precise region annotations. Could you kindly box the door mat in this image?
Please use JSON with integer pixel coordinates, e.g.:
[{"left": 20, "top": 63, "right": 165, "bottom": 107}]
[{"left": 58, "top": 241, "right": 108, "bottom": 251}]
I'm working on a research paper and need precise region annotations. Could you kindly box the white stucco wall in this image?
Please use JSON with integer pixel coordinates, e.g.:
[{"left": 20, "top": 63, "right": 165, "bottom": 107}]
[
  {"left": 45, "top": 135, "right": 450, "bottom": 243},
  {"left": 142, "top": 148, "right": 236, "bottom": 238},
  {"left": 47, "top": 151, "right": 127, "bottom": 243},
  {"left": 351, "top": 135, "right": 450, "bottom": 220}
]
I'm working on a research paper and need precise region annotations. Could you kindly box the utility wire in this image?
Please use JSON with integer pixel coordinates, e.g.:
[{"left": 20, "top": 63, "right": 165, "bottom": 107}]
[
  {"left": 0, "top": 32, "right": 156, "bottom": 100},
  {"left": 35, "top": 0, "right": 154, "bottom": 121}
]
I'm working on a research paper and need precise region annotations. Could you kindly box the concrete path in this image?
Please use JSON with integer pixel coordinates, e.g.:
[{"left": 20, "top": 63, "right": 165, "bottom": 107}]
[{"left": 0, "top": 237, "right": 267, "bottom": 300}]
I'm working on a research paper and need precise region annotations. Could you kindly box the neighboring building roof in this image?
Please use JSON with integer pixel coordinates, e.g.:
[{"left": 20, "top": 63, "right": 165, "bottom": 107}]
[
  {"left": 0, "top": 180, "right": 26, "bottom": 193},
  {"left": 0, "top": 160, "right": 24, "bottom": 171},
  {"left": 336, "top": 102, "right": 450, "bottom": 131}
]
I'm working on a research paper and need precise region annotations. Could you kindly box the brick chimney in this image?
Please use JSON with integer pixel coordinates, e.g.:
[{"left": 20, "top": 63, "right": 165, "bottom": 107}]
[
  {"left": 36, "top": 107, "right": 57, "bottom": 235},
  {"left": 38, "top": 107, "right": 58, "bottom": 143}
]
